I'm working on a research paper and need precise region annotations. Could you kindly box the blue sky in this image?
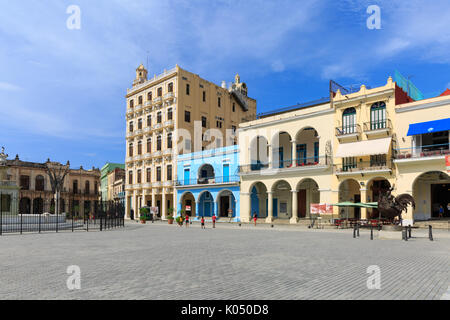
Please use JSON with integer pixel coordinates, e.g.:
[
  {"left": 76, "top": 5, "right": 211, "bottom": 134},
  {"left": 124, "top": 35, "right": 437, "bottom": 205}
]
[{"left": 1, "top": 0, "right": 450, "bottom": 169}]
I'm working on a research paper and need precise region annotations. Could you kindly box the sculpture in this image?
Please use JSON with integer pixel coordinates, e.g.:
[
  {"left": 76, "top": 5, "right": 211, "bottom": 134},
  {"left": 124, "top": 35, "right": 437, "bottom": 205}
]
[{"left": 378, "top": 187, "right": 415, "bottom": 222}]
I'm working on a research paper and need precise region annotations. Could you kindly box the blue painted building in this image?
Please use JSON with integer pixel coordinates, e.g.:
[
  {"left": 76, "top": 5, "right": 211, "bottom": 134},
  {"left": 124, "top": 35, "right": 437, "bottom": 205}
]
[{"left": 175, "top": 145, "right": 240, "bottom": 221}]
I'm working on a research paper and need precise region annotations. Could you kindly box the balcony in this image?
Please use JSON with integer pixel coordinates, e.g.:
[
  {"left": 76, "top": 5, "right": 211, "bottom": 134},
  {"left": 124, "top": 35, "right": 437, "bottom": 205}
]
[
  {"left": 164, "top": 119, "right": 174, "bottom": 127},
  {"left": 135, "top": 104, "right": 143, "bottom": 112},
  {"left": 143, "top": 183, "right": 152, "bottom": 188},
  {"left": 239, "top": 156, "right": 330, "bottom": 175},
  {"left": 126, "top": 107, "right": 134, "bottom": 116},
  {"left": 163, "top": 181, "right": 174, "bottom": 187},
  {"left": 152, "top": 150, "right": 162, "bottom": 157},
  {"left": 135, "top": 129, "right": 143, "bottom": 136},
  {"left": 144, "top": 101, "right": 152, "bottom": 107},
  {"left": 153, "top": 97, "right": 163, "bottom": 106},
  {"left": 335, "top": 124, "right": 361, "bottom": 141},
  {"left": 176, "top": 175, "right": 240, "bottom": 186},
  {"left": 363, "top": 120, "right": 392, "bottom": 137},
  {"left": 126, "top": 131, "right": 134, "bottom": 138},
  {"left": 334, "top": 160, "right": 393, "bottom": 176},
  {"left": 133, "top": 155, "right": 143, "bottom": 161},
  {"left": 164, "top": 92, "right": 175, "bottom": 101},
  {"left": 395, "top": 143, "right": 450, "bottom": 163},
  {"left": 153, "top": 181, "right": 162, "bottom": 188},
  {"left": 153, "top": 123, "right": 162, "bottom": 131},
  {"left": 0, "top": 181, "right": 16, "bottom": 187},
  {"left": 163, "top": 148, "right": 173, "bottom": 156}
]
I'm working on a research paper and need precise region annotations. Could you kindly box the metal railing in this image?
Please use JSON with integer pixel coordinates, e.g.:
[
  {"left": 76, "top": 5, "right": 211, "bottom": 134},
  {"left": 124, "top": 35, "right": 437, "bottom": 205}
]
[
  {"left": 335, "top": 159, "right": 393, "bottom": 174},
  {"left": 335, "top": 124, "right": 361, "bottom": 136},
  {"left": 239, "top": 155, "right": 329, "bottom": 173},
  {"left": 363, "top": 119, "right": 392, "bottom": 132},
  {"left": 0, "top": 195, "right": 124, "bottom": 236},
  {"left": 395, "top": 142, "right": 450, "bottom": 159},
  {"left": 176, "top": 175, "right": 240, "bottom": 186}
]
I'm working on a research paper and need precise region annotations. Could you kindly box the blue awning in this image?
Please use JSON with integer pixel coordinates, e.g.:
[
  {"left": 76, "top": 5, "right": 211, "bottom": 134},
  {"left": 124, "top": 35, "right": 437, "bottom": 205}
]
[{"left": 407, "top": 118, "right": 450, "bottom": 136}]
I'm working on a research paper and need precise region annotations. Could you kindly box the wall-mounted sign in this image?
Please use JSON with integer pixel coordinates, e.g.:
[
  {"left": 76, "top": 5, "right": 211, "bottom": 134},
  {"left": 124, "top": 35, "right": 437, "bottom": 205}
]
[{"left": 311, "top": 204, "right": 333, "bottom": 214}]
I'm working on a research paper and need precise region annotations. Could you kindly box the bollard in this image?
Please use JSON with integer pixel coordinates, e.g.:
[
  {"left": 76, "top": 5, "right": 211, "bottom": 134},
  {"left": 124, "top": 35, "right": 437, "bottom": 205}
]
[
  {"left": 408, "top": 225, "right": 411, "bottom": 239},
  {"left": 238, "top": 223, "right": 241, "bottom": 227},
  {"left": 353, "top": 225, "right": 356, "bottom": 238},
  {"left": 357, "top": 224, "right": 360, "bottom": 237},
  {"left": 370, "top": 225, "right": 373, "bottom": 240},
  {"left": 402, "top": 228, "right": 408, "bottom": 241},
  {"left": 271, "top": 224, "right": 274, "bottom": 228},
  {"left": 429, "top": 225, "right": 433, "bottom": 241}
]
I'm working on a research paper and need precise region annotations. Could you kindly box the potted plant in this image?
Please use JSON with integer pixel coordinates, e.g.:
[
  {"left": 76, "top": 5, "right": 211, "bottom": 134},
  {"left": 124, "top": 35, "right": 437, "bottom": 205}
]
[
  {"left": 140, "top": 207, "right": 150, "bottom": 224},
  {"left": 167, "top": 215, "right": 174, "bottom": 224}
]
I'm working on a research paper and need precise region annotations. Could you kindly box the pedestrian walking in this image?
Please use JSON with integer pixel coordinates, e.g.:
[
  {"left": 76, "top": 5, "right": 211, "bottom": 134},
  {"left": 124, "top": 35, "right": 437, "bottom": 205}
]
[
  {"left": 253, "top": 212, "right": 258, "bottom": 226},
  {"left": 212, "top": 214, "right": 216, "bottom": 228},
  {"left": 201, "top": 216, "right": 205, "bottom": 229},
  {"left": 185, "top": 214, "right": 189, "bottom": 227}
]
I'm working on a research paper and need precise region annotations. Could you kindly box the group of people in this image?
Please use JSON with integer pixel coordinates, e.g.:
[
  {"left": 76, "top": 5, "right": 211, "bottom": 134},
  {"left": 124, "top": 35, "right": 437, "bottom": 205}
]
[{"left": 181, "top": 214, "right": 217, "bottom": 229}]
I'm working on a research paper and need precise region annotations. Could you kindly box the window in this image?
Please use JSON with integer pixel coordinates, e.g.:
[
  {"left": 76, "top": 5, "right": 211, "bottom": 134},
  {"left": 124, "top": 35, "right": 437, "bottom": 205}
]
[
  {"left": 129, "top": 121, "right": 133, "bottom": 132},
  {"left": 232, "top": 102, "right": 235, "bottom": 112},
  {"left": 156, "top": 167, "right": 161, "bottom": 181},
  {"left": 73, "top": 180, "right": 78, "bottom": 194},
  {"left": 157, "top": 87, "right": 162, "bottom": 97},
  {"left": 157, "top": 111, "right": 162, "bottom": 123},
  {"left": 85, "top": 181, "right": 90, "bottom": 194},
  {"left": 167, "top": 108, "right": 173, "bottom": 120},
  {"left": 202, "top": 91, "right": 206, "bottom": 102},
  {"left": 232, "top": 125, "right": 236, "bottom": 134},
  {"left": 168, "top": 82, "right": 173, "bottom": 92},
  {"left": 218, "top": 97, "right": 221, "bottom": 107},
  {"left": 147, "top": 115, "right": 151, "bottom": 127},
  {"left": 138, "top": 96, "right": 143, "bottom": 105},
  {"left": 147, "top": 92, "right": 152, "bottom": 101},
  {"left": 202, "top": 116, "right": 207, "bottom": 128},
  {"left": 94, "top": 182, "right": 98, "bottom": 194},
  {"left": 342, "top": 157, "right": 357, "bottom": 171},
  {"left": 146, "top": 168, "right": 151, "bottom": 182},
  {"left": 185, "top": 110, "right": 191, "bottom": 123},
  {"left": 138, "top": 118, "right": 142, "bottom": 130},
  {"left": 314, "top": 142, "right": 319, "bottom": 163},
  {"left": 167, "top": 133, "right": 173, "bottom": 149},
  {"left": 129, "top": 143, "right": 133, "bottom": 156},
  {"left": 342, "top": 107, "right": 356, "bottom": 134},
  {"left": 216, "top": 120, "right": 222, "bottom": 128},
  {"left": 129, "top": 99, "right": 134, "bottom": 108},
  {"left": 157, "top": 135, "right": 162, "bottom": 151},
  {"left": 35, "top": 175, "right": 45, "bottom": 191},
  {"left": 137, "top": 169, "right": 142, "bottom": 184},
  {"left": 128, "top": 171, "right": 133, "bottom": 184},
  {"left": 370, "top": 154, "right": 386, "bottom": 167},
  {"left": 186, "top": 83, "right": 190, "bottom": 95},
  {"left": 138, "top": 140, "right": 142, "bottom": 155},
  {"left": 167, "top": 165, "right": 172, "bottom": 181},
  {"left": 20, "top": 175, "right": 30, "bottom": 190},
  {"left": 147, "top": 138, "right": 152, "bottom": 153},
  {"left": 370, "top": 102, "right": 386, "bottom": 130}
]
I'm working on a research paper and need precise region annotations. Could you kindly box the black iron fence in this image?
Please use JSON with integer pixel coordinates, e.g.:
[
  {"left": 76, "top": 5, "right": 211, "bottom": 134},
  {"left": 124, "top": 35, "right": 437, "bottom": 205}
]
[{"left": 0, "top": 194, "right": 124, "bottom": 235}]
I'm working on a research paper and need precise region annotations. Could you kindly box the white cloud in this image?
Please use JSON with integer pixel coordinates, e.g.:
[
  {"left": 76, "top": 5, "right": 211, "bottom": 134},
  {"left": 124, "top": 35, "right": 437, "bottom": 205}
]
[{"left": 0, "top": 82, "right": 22, "bottom": 91}]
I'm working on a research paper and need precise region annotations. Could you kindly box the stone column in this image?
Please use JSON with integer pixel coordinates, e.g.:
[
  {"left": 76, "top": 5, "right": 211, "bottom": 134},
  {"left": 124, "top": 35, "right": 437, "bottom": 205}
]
[
  {"left": 291, "top": 140, "right": 297, "bottom": 167},
  {"left": 268, "top": 144, "right": 273, "bottom": 169},
  {"left": 360, "top": 188, "right": 367, "bottom": 220},
  {"left": 162, "top": 191, "right": 166, "bottom": 220},
  {"left": 266, "top": 191, "right": 274, "bottom": 223},
  {"left": 151, "top": 191, "right": 155, "bottom": 209},
  {"left": 196, "top": 201, "right": 201, "bottom": 219},
  {"left": 290, "top": 190, "right": 298, "bottom": 224}
]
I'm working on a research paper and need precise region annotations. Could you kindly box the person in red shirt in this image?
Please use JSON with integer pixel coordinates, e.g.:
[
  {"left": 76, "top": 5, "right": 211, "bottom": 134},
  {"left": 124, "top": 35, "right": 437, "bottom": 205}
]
[
  {"left": 185, "top": 214, "right": 189, "bottom": 227},
  {"left": 201, "top": 216, "right": 205, "bottom": 229},
  {"left": 253, "top": 212, "right": 258, "bottom": 226},
  {"left": 212, "top": 214, "right": 217, "bottom": 228}
]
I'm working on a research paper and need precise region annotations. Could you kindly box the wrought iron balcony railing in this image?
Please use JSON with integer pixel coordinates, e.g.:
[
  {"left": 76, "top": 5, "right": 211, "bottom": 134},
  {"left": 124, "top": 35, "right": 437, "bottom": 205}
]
[
  {"left": 335, "top": 124, "right": 361, "bottom": 137},
  {"left": 334, "top": 159, "right": 393, "bottom": 174},
  {"left": 363, "top": 119, "right": 392, "bottom": 132},
  {"left": 239, "top": 155, "right": 330, "bottom": 173},
  {"left": 176, "top": 175, "right": 240, "bottom": 186},
  {"left": 395, "top": 143, "right": 450, "bottom": 159}
]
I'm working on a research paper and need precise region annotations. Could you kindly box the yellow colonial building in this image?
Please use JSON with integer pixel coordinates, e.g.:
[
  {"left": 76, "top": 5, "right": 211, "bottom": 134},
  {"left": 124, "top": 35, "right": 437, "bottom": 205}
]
[
  {"left": 125, "top": 64, "right": 256, "bottom": 219},
  {"left": 238, "top": 76, "right": 450, "bottom": 226}
]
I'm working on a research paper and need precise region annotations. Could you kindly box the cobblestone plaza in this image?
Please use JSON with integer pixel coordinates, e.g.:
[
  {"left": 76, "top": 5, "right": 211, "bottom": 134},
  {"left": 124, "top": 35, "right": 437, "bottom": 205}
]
[{"left": 0, "top": 222, "right": 448, "bottom": 300}]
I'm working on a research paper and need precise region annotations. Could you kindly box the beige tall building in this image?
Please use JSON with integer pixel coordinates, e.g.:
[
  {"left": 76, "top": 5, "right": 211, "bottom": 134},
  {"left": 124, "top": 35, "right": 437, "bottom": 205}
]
[{"left": 125, "top": 65, "right": 257, "bottom": 219}]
